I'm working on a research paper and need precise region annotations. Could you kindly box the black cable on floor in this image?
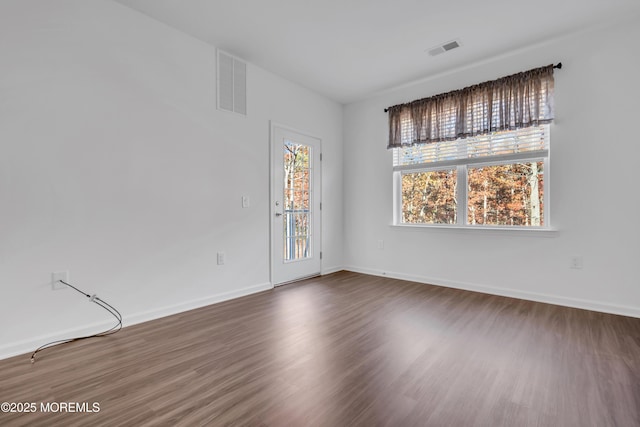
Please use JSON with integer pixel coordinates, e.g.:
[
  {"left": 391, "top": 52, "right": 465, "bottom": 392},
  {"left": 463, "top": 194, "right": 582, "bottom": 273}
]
[{"left": 30, "top": 280, "right": 122, "bottom": 363}]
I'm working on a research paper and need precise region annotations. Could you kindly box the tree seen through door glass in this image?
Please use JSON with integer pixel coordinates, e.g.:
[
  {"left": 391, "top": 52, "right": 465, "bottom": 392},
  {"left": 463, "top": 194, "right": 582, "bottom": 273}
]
[{"left": 283, "top": 141, "right": 311, "bottom": 261}]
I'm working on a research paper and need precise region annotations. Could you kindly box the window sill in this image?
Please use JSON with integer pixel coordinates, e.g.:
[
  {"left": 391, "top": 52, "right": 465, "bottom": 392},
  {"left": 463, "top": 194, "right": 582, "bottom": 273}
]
[{"left": 390, "top": 223, "right": 558, "bottom": 237}]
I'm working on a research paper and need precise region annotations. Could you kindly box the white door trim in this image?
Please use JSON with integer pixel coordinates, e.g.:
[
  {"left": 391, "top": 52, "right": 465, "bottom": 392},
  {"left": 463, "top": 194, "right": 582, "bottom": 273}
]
[{"left": 269, "top": 121, "right": 322, "bottom": 286}]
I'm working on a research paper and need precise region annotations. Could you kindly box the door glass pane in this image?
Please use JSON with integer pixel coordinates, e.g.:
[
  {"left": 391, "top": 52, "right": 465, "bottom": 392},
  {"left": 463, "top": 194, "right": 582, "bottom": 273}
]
[{"left": 283, "top": 141, "right": 312, "bottom": 261}]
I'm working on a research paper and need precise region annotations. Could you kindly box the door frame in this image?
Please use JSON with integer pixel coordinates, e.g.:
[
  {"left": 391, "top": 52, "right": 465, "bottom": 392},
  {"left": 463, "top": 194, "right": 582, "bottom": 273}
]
[{"left": 269, "top": 121, "right": 322, "bottom": 287}]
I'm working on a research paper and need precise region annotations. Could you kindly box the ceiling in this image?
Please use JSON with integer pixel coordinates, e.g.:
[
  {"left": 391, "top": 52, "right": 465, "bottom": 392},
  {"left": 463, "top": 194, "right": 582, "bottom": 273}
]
[{"left": 113, "top": 0, "right": 640, "bottom": 104}]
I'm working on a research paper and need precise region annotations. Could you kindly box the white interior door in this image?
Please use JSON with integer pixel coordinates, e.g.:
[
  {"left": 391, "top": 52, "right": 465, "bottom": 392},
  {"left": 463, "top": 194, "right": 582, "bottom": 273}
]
[{"left": 270, "top": 124, "right": 321, "bottom": 286}]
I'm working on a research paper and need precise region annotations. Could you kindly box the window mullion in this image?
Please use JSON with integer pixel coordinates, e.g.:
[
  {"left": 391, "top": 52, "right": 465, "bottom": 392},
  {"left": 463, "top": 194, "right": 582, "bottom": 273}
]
[
  {"left": 457, "top": 165, "right": 467, "bottom": 226},
  {"left": 456, "top": 137, "right": 468, "bottom": 226}
]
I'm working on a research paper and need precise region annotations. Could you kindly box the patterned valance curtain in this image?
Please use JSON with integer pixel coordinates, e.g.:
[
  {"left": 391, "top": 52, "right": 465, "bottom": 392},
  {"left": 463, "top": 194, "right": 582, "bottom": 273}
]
[{"left": 387, "top": 64, "right": 555, "bottom": 149}]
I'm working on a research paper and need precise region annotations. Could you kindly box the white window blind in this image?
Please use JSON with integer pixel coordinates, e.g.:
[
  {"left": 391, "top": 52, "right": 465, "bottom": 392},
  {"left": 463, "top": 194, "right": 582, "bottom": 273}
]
[{"left": 393, "top": 125, "right": 549, "bottom": 170}]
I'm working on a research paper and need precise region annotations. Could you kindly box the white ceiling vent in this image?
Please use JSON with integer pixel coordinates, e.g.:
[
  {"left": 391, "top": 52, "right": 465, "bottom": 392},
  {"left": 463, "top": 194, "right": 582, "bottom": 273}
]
[
  {"left": 217, "top": 50, "right": 247, "bottom": 115},
  {"left": 427, "top": 39, "right": 462, "bottom": 57}
]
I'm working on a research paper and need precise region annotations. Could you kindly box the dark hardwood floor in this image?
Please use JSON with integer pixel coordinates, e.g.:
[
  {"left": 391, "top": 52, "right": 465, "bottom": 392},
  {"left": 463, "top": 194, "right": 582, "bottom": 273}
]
[{"left": 1, "top": 271, "right": 639, "bottom": 426}]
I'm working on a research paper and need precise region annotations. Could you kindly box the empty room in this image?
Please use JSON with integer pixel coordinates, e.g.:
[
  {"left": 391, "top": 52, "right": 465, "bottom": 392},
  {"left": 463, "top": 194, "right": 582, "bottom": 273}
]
[{"left": 1, "top": 0, "right": 639, "bottom": 425}]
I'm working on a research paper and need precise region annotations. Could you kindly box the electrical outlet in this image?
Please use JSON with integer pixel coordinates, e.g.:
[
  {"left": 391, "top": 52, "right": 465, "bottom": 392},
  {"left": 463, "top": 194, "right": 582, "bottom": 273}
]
[
  {"left": 217, "top": 252, "right": 225, "bottom": 265},
  {"left": 570, "top": 256, "right": 583, "bottom": 269},
  {"left": 377, "top": 240, "right": 384, "bottom": 249},
  {"left": 52, "top": 271, "right": 69, "bottom": 290},
  {"left": 242, "top": 196, "right": 250, "bottom": 208}
]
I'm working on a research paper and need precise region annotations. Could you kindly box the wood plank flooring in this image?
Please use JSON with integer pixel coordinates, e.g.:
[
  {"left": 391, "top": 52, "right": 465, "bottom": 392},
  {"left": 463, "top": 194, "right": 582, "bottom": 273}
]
[{"left": 1, "top": 271, "right": 639, "bottom": 426}]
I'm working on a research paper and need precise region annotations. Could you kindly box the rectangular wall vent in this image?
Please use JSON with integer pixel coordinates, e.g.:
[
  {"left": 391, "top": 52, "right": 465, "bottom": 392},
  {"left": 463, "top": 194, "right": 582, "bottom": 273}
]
[
  {"left": 217, "top": 50, "right": 247, "bottom": 115},
  {"left": 427, "top": 39, "right": 462, "bottom": 57}
]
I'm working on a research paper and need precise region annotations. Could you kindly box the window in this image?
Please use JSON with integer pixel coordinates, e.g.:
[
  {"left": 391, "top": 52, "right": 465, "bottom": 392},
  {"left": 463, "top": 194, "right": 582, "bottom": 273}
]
[
  {"left": 394, "top": 126, "right": 549, "bottom": 227},
  {"left": 387, "top": 64, "right": 556, "bottom": 229}
]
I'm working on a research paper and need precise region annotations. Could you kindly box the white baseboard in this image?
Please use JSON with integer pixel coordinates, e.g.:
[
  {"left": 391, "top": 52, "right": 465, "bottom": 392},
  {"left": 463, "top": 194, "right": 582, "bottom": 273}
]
[
  {"left": 5, "top": 269, "right": 636, "bottom": 361},
  {"left": 123, "top": 282, "right": 273, "bottom": 327},
  {"left": 321, "top": 266, "right": 344, "bottom": 276},
  {"left": 0, "top": 282, "right": 273, "bottom": 361},
  {"left": 344, "top": 266, "right": 640, "bottom": 319}
]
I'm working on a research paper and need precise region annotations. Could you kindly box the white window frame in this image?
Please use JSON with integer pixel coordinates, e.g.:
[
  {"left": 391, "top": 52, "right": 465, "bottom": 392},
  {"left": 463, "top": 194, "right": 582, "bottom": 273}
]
[{"left": 393, "top": 126, "right": 551, "bottom": 230}]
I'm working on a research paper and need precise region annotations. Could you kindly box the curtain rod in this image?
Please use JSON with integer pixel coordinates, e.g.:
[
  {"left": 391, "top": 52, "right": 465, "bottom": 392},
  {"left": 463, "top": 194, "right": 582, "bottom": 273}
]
[{"left": 383, "top": 63, "right": 562, "bottom": 113}]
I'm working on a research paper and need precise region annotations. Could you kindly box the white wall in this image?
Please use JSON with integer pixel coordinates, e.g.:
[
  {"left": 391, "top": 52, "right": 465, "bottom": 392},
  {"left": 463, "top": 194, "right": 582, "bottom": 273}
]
[
  {"left": 0, "top": 0, "right": 343, "bottom": 359},
  {"left": 344, "top": 16, "right": 640, "bottom": 317}
]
